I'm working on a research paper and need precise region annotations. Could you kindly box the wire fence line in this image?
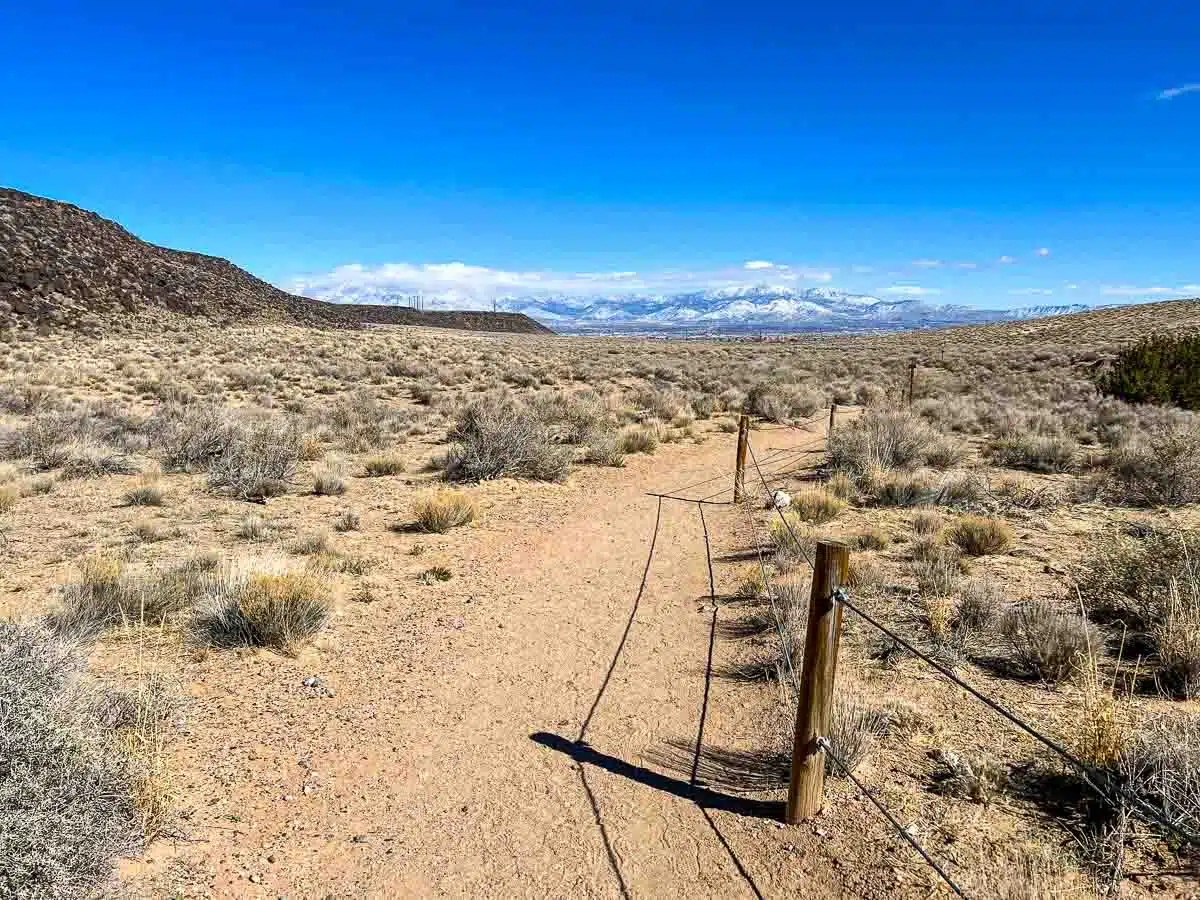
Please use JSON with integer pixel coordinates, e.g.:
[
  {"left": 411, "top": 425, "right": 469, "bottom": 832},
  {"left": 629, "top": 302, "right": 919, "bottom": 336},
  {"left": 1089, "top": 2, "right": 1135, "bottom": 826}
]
[{"left": 742, "top": 427, "right": 1200, "bottom": 849}]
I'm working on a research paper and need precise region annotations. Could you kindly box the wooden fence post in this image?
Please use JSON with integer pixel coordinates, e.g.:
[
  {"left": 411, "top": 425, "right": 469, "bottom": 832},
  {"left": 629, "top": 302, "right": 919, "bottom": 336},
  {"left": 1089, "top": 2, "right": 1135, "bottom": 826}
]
[
  {"left": 827, "top": 402, "right": 838, "bottom": 437},
  {"left": 733, "top": 414, "right": 750, "bottom": 503},
  {"left": 907, "top": 360, "right": 917, "bottom": 407},
  {"left": 786, "top": 539, "right": 850, "bottom": 824}
]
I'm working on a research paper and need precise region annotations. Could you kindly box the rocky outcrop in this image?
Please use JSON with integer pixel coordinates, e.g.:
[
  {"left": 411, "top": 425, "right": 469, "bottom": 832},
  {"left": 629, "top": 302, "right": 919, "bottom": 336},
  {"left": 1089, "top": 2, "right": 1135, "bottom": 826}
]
[{"left": 0, "top": 188, "right": 552, "bottom": 335}]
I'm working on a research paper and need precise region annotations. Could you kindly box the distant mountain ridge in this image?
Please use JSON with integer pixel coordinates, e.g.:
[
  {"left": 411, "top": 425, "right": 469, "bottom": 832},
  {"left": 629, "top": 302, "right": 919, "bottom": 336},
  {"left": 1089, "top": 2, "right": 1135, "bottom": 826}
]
[{"left": 304, "top": 280, "right": 1093, "bottom": 333}]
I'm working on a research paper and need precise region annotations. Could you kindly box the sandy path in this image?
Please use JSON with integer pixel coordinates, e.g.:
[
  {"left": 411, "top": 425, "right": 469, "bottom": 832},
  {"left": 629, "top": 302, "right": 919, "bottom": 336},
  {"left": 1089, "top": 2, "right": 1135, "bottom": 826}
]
[{"left": 127, "top": 423, "right": 838, "bottom": 898}]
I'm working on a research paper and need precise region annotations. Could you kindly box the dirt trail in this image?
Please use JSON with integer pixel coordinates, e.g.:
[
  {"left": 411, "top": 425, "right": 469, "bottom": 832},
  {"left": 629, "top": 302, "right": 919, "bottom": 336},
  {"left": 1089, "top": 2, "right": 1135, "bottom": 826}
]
[{"left": 127, "top": 423, "right": 850, "bottom": 899}]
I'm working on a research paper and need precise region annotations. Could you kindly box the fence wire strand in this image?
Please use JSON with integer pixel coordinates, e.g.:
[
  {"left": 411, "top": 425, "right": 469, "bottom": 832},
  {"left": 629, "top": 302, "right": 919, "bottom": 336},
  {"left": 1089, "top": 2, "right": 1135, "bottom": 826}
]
[{"left": 818, "top": 737, "right": 970, "bottom": 899}]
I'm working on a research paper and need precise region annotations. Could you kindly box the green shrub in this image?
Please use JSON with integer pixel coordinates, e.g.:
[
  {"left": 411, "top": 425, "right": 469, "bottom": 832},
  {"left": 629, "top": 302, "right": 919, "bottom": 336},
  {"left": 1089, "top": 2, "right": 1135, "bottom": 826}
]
[{"left": 1097, "top": 333, "right": 1200, "bottom": 410}]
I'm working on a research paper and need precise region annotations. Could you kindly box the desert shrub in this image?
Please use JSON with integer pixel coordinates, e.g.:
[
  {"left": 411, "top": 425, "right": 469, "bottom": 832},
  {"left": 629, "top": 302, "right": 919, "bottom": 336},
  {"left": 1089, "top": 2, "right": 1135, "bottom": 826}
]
[
  {"left": 947, "top": 516, "right": 1013, "bottom": 556},
  {"left": 0, "top": 622, "right": 144, "bottom": 898},
  {"left": 363, "top": 453, "right": 405, "bottom": 476},
  {"left": 289, "top": 530, "right": 330, "bottom": 555},
  {"left": 630, "top": 385, "right": 685, "bottom": 421},
  {"left": 955, "top": 579, "right": 1004, "bottom": 634},
  {"left": 236, "top": 514, "right": 268, "bottom": 541},
  {"left": 312, "top": 467, "right": 347, "bottom": 496},
  {"left": 1000, "top": 599, "right": 1099, "bottom": 682},
  {"left": 59, "top": 443, "right": 137, "bottom": 479},
  {"left": 445, "top": 395, "right": 572, "bottom": 482},
  {"left": 911, "top": 509, "right": 943, "bottom": 536},
  {"left": 619, "top": 424, "right": 659, "bottom": 455},
  {"left": 413, "top": 489, "right": 477, "bottom": 533},
  {"left": 789, "top": 488, "right": 846, "bottom": 524},
  {"left": 46, "top": 556, "right": 137, "bottom": 640},
  {"left": 871, "top": 470, "right": 937, "bottom": 506},
  {"left": 829, "top": 410, "right": 936, "bottom": 475},
  {"left": 1076, "top": 527, "right": 1200, "bottom": 628},
  {"left": 325, "top": 392, "right": 405, "bottom": 452},
  {"left": 1153, "top": 582, "right": 1200, "bottom": 700},
  {"left": 924, "top": 436, "right": 969, "bottom": 469},
  {"left": 854, "top": 527, "right": 891, "bottom": 551},
  {"left": 0, "top": 484, "right": 17, "bottom": 513},
  {"left": 584, "top": 432, "right": 627, "bottom": 467},
  {"left": 986, "top": 433, "right": 1077, "bottom": 473},
  {"left": 691, "top": 394, "right": 717, "bottom": 419},
  {"left": 745, "top": 382, "right": 821, "bottom": 423},
  {"left": 846, "top": 556, "right": 884, "bottom": 592},
  {"left": 933, "top": 470, "right": 987, "bottom": 508},
  {"left": 1119, "top": 713, "right": 1200, "bottom": 836},
  {"left": 1100, "top": 426, "right": 1200, "bottom": 506},
  {"left": 122, "top": 473, "right": 164, "bottom": 507},
  {"left": 333, "top": 508, "right": 361, "bottom": 532},
  {"left": 931, "top": 749, "right": 1009, "bottom": 804},
  {"left": 152, "top": 404, "right": 237, "bottom": 472},
  {"left": 915, "top": 545, "right": 964, "bottom": 599},
  {"left": 1096, "top": 332, "right": 1200, "bottom": 410},
  {"left": 825, "top": 471, "right": 854, "bottom": 500},
  {"left": 528, "top": 391, "right": 609, "bottom": 444},
  {"left": 207, "top": 418, "right": 302, "bottom": 500},
  {"left": 192, "top": 568, "right": 330, "bottom": 652}
]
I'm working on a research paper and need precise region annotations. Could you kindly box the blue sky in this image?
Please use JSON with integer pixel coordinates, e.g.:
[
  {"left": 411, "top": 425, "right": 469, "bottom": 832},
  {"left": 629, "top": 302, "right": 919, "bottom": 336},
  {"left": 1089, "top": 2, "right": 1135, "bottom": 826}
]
[{"left": 2, "top": 1, "right": 1198, "bottom": 308}]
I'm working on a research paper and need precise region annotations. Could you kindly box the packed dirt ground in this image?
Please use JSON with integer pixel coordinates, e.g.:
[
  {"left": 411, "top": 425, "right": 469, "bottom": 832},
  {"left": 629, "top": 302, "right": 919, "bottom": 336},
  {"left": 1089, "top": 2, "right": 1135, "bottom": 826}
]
[{"left": 3, "top": 300, "right": 1200, "bottom": 898}]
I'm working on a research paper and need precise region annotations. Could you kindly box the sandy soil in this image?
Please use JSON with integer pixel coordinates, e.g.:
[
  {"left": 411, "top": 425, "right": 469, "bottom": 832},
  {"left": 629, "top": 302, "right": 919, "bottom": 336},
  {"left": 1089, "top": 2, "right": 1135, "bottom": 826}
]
[{"left": 108, "top": 422, "right": 906, "bottom": 899}]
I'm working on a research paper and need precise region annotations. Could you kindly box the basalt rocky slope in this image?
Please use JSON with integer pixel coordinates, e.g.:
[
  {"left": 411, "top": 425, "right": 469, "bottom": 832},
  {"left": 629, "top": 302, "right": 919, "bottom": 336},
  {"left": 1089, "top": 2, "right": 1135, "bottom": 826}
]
[{"left": 0, "top": 188, "right": 551, "bottom": 336}]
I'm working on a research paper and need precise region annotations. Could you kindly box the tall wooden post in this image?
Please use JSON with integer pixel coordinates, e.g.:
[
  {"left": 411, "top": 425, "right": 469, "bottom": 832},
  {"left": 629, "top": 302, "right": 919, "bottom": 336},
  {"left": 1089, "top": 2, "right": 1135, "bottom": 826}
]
[
  {"left": 827, "top": 402, "right": 838, "bottom": 437},
  {"left": 907, "top": 361, "right": 917, "bottom": 407},
  {"left": 786, "top": 539, "right": 850, "bottom": 824},
  {"left": 733, "top": 414, "right": 750, "bottom": 503}
]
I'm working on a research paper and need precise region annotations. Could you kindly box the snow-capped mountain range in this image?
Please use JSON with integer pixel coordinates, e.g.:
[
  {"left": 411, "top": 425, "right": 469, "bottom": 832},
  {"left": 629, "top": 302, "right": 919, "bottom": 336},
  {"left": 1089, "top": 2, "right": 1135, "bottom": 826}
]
[{"left": 296, "top": 282, "right": 1091, "bottom": 333}]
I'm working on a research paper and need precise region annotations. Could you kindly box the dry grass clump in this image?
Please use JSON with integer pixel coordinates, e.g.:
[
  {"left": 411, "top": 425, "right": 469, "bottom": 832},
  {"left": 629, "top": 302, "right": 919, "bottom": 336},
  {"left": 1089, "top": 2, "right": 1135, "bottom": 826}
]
[
  {"left": 825, "top": 470, "right": 854, "bottom": 500},
  {"left": 924, "top": 436, "right": 969, "bottom": 469},
  {"left": 236, "top": 514, "right": 269, "bottom": 541},
  {"left": 931, "top": 748, "right": 1009, "bottom": 804},
  {"left": 445, "top": 395, "right": 572, "bottom": 482},
  {"left": 854, "top": 526, "right": 891, "bottom": 551},
  {"left": 987, "top": 432, "right": 1077, "bottom": 473},
  {"left": 824, "top": 696, "right": 888, "bottom": 775},
  {"left": 999, "top": 599, "right": 1099, "bottom": 683},
  {"left": 333, "top": 508, "right": 361, "bottom": 532},
  {"left": 312, "top": 466, "right": 347, "bottom": 496},
  {"left": 289, "top": 530, "right": 331, "bottom": 555},
  {"left": 122, "top": 471, "right": 164, "bottom": 507},
  {"left": 0, "top": 621, "right": 146, "bottom": 898},
  {"left": 1119, "top": 712, "right": 1200, "bottom": 837},
  {"left": 583, "top": 431, "right": 627, "bottom": 467},
  {"left": 363, "top": 453, "right": 405, "bottom": 476},
  {"left": 788, "top": 487, "right": 846, "bottom": 524},
  {"left": 0, "top": 483, "right": 17, "bottom": 513},
  {"left": 46, "top": 555, "right": 219, "bottom": 640},
  {"left": 911, "top": 509, "right": 943, "bottom": 536},
  {"left": 323, "top": 392, "right": 406, "bottom": 452},
  {"left": 192, "top": 567, "right": 330, "bottom": 653},
  {"left": 947, "top": 515, "right": 1014, "bottom": 557},
  {"left": 207, "top": 418, "right": 302, "bottom": 500},
  {"left": 619, "top": 424, "right": 659, "bottom": 455},
  {"left": 413, "top": 489, "right": 477, "bottom": 533},
  {"left": 868, "top": 469, "right": 936, "bottom": 507}
]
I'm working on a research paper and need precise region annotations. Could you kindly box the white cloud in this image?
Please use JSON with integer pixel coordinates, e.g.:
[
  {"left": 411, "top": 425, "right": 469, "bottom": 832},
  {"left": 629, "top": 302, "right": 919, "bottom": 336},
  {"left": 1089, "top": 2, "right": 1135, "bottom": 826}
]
[
  {"left": 911, "top": 258, "right": 942, "bottom": 268},
  {"left": 956, "top": 262, "right": 978, "bottom": 270},
  {"left": 851, "top": 265, "right": 874, "bottom": 274},
  {"left": 1008, "top": 288, "right": 1054, "bottom": 296},
  {"left": 1184, "top": 284, "right": 1200, "bottom": 293},
  {"left": 1158, "top": 84, "right": 1200, "bottom": 100},
  {"left": 743, "top": 260, "right": 774, "bottom": 270},
  {"left": 998, "top": 255, "right": 1016, "bottom": 264},
  {"left": 1036, "top": 247, "right": 1051, "bottom": 257},
  {"left": 1065, "top": 283, "right": 1079, "bottom": 290},
  {"left": 881, "top": 285, "right": 942, "bottom": 296}
]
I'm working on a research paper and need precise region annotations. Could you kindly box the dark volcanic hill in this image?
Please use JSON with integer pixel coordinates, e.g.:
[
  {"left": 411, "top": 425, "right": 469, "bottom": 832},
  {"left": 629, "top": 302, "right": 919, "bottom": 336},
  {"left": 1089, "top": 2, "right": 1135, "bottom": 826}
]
[{"left": 0, "top": 188, "right": 552, "bottom": 335}]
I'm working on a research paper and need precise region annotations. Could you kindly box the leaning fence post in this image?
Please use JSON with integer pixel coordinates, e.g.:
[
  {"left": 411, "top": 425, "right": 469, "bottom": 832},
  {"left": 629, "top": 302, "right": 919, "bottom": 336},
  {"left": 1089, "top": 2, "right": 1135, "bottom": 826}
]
[
  {"left": 827, "top": 402, "right": 838, "bottom": 437},
  {"left": 787, "top": 539, "right": 850, "bottom": 823},
  {"left": 908, "top": 360, "right": 917, "bottom": 407},
  {"left": 733, "top": 413, "right": 750, "bottom": 503}
]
